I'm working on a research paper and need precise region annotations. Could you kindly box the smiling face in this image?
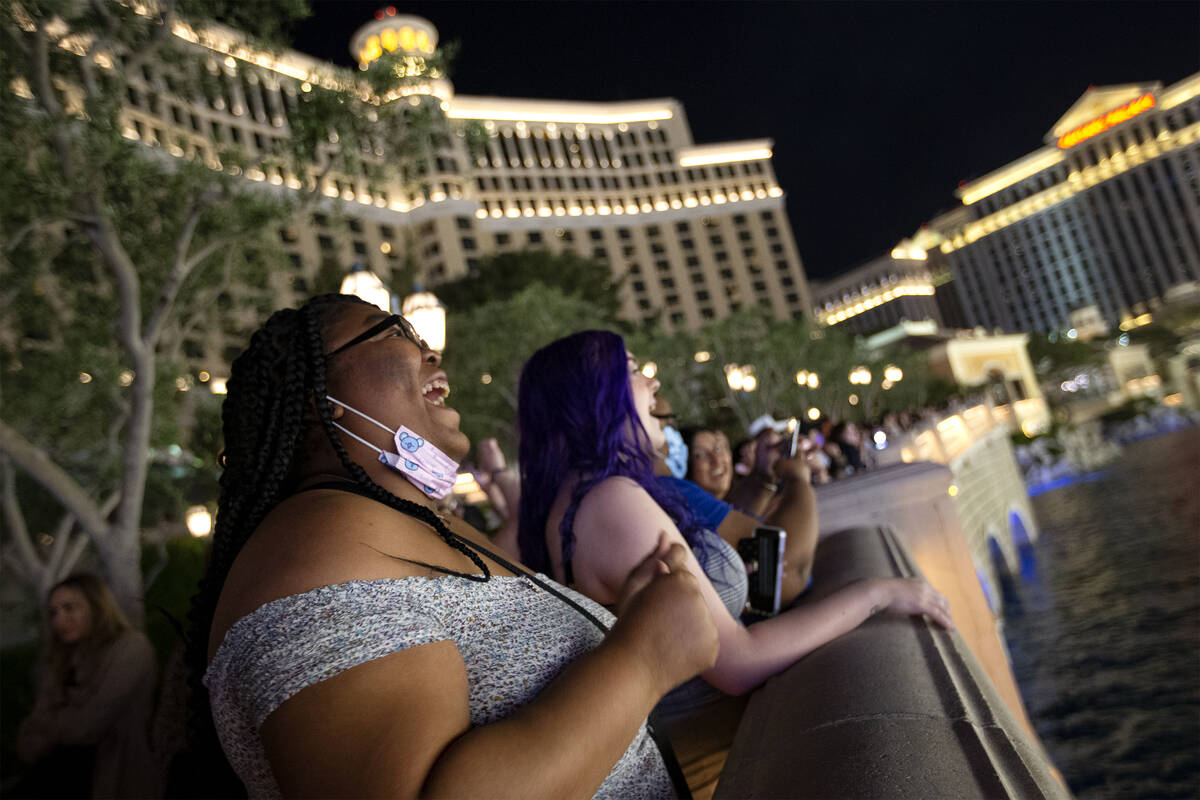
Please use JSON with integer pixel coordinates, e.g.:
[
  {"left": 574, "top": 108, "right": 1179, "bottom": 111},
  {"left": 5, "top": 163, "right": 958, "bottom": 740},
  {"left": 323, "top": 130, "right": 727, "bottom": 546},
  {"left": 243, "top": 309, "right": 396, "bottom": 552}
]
[
  {"left": 689, "top": 430, "right": 733, "bottom": 498},
  {"left": 48, "top": 586, "right": 92, "bottom": 646},
  {"left": 626, "top": 352, "right": 665, "bottom": 453},
  {"left": 323, "top": 304, "right": 469, "bottom": 461}
]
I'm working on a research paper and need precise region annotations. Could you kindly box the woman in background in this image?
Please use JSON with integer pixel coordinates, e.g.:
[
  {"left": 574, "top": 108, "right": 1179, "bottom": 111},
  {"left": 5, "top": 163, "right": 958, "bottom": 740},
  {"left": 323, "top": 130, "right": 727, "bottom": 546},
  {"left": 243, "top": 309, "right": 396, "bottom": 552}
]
[{"left": 17, "top": 573, "right": 159, "bottom": 799}]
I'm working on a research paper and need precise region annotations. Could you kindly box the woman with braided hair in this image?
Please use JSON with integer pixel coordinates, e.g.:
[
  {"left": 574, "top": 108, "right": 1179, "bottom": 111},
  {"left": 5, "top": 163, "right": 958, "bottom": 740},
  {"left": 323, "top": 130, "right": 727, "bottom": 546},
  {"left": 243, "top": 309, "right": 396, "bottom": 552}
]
[{"left": 187, "top": 294, "right": 717, "bottom": 798}]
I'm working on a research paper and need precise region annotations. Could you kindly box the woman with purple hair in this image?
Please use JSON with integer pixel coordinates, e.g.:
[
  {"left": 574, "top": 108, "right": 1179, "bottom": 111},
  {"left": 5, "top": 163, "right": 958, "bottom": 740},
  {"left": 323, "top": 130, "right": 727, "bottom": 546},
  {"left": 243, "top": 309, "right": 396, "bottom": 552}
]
[{"left": 518, "top": 330, "right": 954, "bottom": 799}]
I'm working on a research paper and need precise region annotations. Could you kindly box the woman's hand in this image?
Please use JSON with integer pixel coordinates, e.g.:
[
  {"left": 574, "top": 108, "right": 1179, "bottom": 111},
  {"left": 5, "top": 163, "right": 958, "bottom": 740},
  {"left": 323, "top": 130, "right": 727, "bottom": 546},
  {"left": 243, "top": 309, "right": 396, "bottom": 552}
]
[
  {"left": 773, "top": 454, "right": 812, "bottom": 486},
  {"left": 872, "top": 577, "right": 955, "bottom": 630},
  {"left": 609, "top": 535, "right": 720, "bottom": 696}
]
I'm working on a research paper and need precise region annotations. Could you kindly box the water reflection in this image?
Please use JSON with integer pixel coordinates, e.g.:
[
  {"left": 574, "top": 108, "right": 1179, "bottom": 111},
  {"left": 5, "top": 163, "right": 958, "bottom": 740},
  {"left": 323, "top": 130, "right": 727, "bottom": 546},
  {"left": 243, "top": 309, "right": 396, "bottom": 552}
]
[{"left": 1000, "top": 428, "right": 1200, "bottom": 799}]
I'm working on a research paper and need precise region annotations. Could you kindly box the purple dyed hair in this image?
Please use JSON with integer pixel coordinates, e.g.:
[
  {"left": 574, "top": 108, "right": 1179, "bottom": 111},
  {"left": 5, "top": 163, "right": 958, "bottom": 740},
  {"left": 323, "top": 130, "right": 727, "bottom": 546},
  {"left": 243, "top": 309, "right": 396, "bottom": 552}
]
[{"left": 516, "top": 330, "right": 706, "bottom": 575}]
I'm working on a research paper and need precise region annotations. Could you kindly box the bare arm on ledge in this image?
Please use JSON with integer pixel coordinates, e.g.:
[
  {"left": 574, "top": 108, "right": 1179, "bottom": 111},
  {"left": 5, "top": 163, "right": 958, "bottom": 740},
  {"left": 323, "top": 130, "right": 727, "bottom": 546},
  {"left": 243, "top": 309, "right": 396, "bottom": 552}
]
[{"left": 570, "top": 477, "right": 954, "bottom": 698}]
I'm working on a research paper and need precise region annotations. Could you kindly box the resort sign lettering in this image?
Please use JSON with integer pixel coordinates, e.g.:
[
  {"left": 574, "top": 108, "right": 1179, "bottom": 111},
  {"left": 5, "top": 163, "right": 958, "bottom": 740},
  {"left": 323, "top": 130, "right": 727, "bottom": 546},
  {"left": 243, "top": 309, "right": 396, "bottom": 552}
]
[{"left": 1057, "top": 93, "right": 1157, "bottom": 150}]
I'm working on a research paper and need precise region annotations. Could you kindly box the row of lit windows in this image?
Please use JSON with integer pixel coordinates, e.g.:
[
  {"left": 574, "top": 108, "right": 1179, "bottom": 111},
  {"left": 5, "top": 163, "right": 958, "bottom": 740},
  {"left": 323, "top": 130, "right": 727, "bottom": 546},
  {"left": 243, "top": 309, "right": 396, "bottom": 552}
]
[
  {"left": 473, "top": 184, "right": 783, "bottom": 220},
  {"left": 941, "top": 121, "right": 1200, "bottom": 254}
]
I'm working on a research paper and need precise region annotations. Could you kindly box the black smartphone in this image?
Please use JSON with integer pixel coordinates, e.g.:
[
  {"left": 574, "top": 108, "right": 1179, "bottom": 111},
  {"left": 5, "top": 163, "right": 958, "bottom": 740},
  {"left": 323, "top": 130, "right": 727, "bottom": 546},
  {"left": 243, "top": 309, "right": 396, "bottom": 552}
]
[{"left": 737, "top": 525, "right": 787, "bottom": 617}]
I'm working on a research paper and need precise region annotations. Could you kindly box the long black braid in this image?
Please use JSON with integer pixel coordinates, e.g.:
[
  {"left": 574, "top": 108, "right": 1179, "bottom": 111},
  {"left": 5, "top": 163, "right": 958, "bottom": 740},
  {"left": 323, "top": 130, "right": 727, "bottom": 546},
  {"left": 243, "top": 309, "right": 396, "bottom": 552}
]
[{"left": 176, "top": 294, "right": 487, "bottom": 796}]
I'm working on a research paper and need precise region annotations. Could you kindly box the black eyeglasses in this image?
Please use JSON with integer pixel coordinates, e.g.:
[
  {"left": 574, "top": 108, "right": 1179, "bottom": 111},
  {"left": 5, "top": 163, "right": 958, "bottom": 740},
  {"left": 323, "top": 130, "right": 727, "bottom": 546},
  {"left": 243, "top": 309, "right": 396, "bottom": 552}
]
[{"left": 326, "top": 314, "right": 429, "bottom": 359}]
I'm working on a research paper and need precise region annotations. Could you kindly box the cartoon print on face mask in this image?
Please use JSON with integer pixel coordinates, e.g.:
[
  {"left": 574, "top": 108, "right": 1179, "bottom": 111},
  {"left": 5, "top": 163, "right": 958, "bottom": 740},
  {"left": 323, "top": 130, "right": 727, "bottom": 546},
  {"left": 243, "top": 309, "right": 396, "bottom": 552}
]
[
  {"left": 397, "top": 431, "right": 424, "bottom": 453},
  {"left": 326, "top": 397, "right": 461, "bottom": 499}
]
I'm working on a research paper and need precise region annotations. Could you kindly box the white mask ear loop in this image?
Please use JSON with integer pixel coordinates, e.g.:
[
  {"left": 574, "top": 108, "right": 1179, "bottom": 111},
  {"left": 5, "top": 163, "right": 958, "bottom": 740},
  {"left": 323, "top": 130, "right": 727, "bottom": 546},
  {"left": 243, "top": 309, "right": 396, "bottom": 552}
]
[{"left": 325, "top": 396, "right": 391, "bottom": 456}]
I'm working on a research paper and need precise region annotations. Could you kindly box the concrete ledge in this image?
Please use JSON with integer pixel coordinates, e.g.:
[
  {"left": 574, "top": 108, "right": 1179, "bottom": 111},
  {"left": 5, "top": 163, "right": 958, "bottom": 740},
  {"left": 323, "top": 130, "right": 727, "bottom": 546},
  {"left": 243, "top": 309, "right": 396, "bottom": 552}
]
[{"left": 715, "top": 527, "right": 1067, "bottom": 800}]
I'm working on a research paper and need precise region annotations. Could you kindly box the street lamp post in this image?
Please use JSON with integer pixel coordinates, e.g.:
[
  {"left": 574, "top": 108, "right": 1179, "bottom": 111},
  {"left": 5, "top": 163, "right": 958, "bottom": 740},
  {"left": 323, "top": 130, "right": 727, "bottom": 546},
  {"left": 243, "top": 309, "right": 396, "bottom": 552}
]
[{"left": 339, "top": 264, "right": 447, "bottom": 352}]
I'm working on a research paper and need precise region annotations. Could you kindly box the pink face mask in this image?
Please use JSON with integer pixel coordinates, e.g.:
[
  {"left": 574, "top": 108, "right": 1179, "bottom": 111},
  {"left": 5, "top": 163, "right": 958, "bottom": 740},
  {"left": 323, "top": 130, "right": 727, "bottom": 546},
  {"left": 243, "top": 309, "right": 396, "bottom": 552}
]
[{"left": 326, "top": 396, "right": 459, "bottom": 499}]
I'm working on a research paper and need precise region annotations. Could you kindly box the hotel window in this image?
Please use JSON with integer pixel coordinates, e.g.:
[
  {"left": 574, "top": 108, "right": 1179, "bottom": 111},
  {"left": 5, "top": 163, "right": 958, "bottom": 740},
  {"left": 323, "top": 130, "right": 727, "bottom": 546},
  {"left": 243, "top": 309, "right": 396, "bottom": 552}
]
[
  {"left": 696, "top": 290, "right": 710, "bottom": 302},
  {"left": 622, "top": 245, "right": 636, "bottom": 257},
  {"left": 647, "top": 226, "right": 661, "bottom": 237},
  {"left": 686, "top": 256, "right": 699, "bottom": 267},
  {"left": 618, "top": 228, "right": 632, "bottom": 240},
  {"left": 739, "top": 231, "right": 752, "bottom": 242},
  {"left": 681, "top": 238, "right": 694, "bottom": 250},
  {"left": 590, "top": 229, "right": 603, "bottom": 241},
  {"left": 655, "top": 260, "right": 670, "bottom": 272},
  {"left": 593, "top": 248, "right": 608, "bottom": 259},
  {"left": 770, "top": 244, "right": 784, "bottom": 254},
  {"left": 676, "top": 221, "right": 690, "bottom": 233},
  {"left": 701, "top": 308, "right": 716, "bottom": 319},
  {"left": 633, "top": 280, "right": 646, "bottom": 292},
  {"left": 638, "top": 298, "right": 652, "bottom": 310},
  {"left": 665, "top": 295, "right": 679, "bottom": 306},
  {"left": 715, "top": 251, "right": 728, "bottom": 262},
  {"left": 690, "top": 271, "right": 706, "bottom": 284},
  {"left": 318, "top": 235, "right": 334, "bottom": 250},
  {"left": 495, "top": 233, "right": 510, "bottom": 246},
  {"left": 461, "top": 237, "right": 477, "bottom": 251},
  {"left": 528, "top": 231, "right": 543, "bottom": 244}
]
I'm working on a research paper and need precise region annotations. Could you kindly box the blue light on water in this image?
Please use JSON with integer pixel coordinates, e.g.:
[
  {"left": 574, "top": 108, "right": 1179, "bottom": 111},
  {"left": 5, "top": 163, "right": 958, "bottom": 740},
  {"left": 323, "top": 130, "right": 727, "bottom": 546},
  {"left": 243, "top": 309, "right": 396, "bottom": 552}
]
[{"left": 1026, "top": 471, "right": 1106, "bottom": 497}]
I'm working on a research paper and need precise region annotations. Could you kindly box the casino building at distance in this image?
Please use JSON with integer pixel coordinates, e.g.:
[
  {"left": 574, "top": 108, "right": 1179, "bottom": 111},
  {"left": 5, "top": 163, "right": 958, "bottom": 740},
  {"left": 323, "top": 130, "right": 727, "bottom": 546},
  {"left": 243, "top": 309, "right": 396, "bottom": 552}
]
[
  {"left": 816, "top": 72, "right": 1200, "bottom": 336},
  {"left": 112, "top": 9, "right": 812, "bottom": 372}
]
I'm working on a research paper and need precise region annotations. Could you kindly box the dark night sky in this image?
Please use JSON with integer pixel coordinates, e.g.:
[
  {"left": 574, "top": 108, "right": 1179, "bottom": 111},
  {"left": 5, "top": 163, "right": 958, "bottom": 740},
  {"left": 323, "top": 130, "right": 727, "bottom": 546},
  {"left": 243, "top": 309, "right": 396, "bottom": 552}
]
[{"left": 291, "top": 1, "right": 1199, "bottom": 279}]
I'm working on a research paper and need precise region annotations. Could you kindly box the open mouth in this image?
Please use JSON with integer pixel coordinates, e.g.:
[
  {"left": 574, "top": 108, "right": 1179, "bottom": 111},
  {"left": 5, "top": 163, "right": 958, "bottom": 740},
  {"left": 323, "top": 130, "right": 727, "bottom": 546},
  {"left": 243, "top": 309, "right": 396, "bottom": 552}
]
[{"left": 422, "top": 377, "right": 450, "bottom": 407}]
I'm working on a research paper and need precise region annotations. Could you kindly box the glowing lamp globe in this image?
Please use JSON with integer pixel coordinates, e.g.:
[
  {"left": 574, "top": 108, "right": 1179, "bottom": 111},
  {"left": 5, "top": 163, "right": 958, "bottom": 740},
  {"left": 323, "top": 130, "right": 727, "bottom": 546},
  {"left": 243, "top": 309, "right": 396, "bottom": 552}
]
[
  {"left": 340, "top": 266, "right": 391, "bottom": 312},
  {"left": 402, "top": 290, "right": 446, "bottom": 352},
  {"left": 186, "top": 506, "right": 212, "bottom": 537}
]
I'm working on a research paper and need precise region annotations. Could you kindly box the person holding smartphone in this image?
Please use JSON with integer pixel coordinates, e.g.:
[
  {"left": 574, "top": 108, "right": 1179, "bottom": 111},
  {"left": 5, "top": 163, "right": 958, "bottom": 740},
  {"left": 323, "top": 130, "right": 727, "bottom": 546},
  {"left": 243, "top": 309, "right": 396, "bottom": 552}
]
[
  {"left": 517, "top": 331, "right": 955, "bottom": 800},
  {"left": 666, "top": 419, "right": 817, "bottom": 606}
]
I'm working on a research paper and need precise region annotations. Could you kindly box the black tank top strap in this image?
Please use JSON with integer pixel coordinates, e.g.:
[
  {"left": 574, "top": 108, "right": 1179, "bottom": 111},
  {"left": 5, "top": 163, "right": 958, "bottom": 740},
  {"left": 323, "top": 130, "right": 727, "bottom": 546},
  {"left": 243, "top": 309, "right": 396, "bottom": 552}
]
[{"left": 293, "top": 481, "right": 607, "bottom": 633}]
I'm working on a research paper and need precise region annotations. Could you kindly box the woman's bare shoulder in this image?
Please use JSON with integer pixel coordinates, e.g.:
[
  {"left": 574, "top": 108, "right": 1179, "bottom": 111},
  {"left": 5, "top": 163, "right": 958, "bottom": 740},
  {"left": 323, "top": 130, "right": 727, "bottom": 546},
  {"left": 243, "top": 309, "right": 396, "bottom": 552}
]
[
  {"left": 210, "top": 490, "right": 449, "bottom": 653},
  {"left": 578, "top": 476, "right": 671, "bottom": 521}
]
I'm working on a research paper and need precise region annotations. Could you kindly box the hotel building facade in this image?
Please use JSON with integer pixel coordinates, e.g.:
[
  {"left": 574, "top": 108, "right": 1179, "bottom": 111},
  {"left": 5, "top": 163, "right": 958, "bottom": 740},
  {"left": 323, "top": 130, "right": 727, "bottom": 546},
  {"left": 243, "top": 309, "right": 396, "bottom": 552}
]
[
  {"left": 817, "top": 73, "right": 1200, "bottom": 336},
  {"left": 109, "top": 11, "right": 812, "bottom": 368}
]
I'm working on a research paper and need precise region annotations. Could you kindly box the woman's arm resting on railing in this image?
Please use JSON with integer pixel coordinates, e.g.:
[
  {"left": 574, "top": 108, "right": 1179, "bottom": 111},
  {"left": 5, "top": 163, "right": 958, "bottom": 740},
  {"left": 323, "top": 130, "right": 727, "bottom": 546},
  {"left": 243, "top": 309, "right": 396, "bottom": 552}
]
[
  {"left": 571, "top": 478, "right": 952, "bottom": 699},
  {"left": 260, "top": 544, "right": 717, "bottom": 800}
]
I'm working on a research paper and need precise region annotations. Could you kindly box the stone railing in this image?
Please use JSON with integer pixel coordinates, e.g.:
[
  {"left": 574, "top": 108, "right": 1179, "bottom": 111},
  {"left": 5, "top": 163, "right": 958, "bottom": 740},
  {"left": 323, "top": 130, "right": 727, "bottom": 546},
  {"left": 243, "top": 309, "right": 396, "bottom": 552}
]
[
  {"left": 716, "top": 525, "right": 1067, "bottom": 799},
  {"left": 812, "top": 460, "right": 1029, "bottom": 724}
]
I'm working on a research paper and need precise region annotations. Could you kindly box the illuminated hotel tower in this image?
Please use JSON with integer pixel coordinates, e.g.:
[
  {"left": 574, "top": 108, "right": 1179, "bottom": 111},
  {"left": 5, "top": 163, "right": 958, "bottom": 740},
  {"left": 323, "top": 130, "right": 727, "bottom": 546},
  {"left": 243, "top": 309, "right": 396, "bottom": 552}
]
[
  {"left": 815, "top": 73, "right": 1199, "bottom": 335},
  {"left": 930, "top": 74, "right": 1199, "bottom": 334},
  {"left": 117, "top": 8, "right": 812, "bottom": 370}
]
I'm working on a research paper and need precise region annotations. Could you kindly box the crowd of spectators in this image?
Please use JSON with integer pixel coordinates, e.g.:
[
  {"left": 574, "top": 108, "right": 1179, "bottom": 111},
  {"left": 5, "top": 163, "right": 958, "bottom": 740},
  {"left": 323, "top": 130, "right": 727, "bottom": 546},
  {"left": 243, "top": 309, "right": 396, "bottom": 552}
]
[{"left": 9, "top": 305, "right": 954, "bottom": 800}]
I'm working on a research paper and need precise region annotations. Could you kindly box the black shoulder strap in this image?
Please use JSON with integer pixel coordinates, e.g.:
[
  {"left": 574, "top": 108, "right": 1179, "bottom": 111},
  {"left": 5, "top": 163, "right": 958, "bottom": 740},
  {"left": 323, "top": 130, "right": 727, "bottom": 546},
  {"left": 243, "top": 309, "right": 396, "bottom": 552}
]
[{"left": 294, "top": 480, "right": 693, "bottom": 799}]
